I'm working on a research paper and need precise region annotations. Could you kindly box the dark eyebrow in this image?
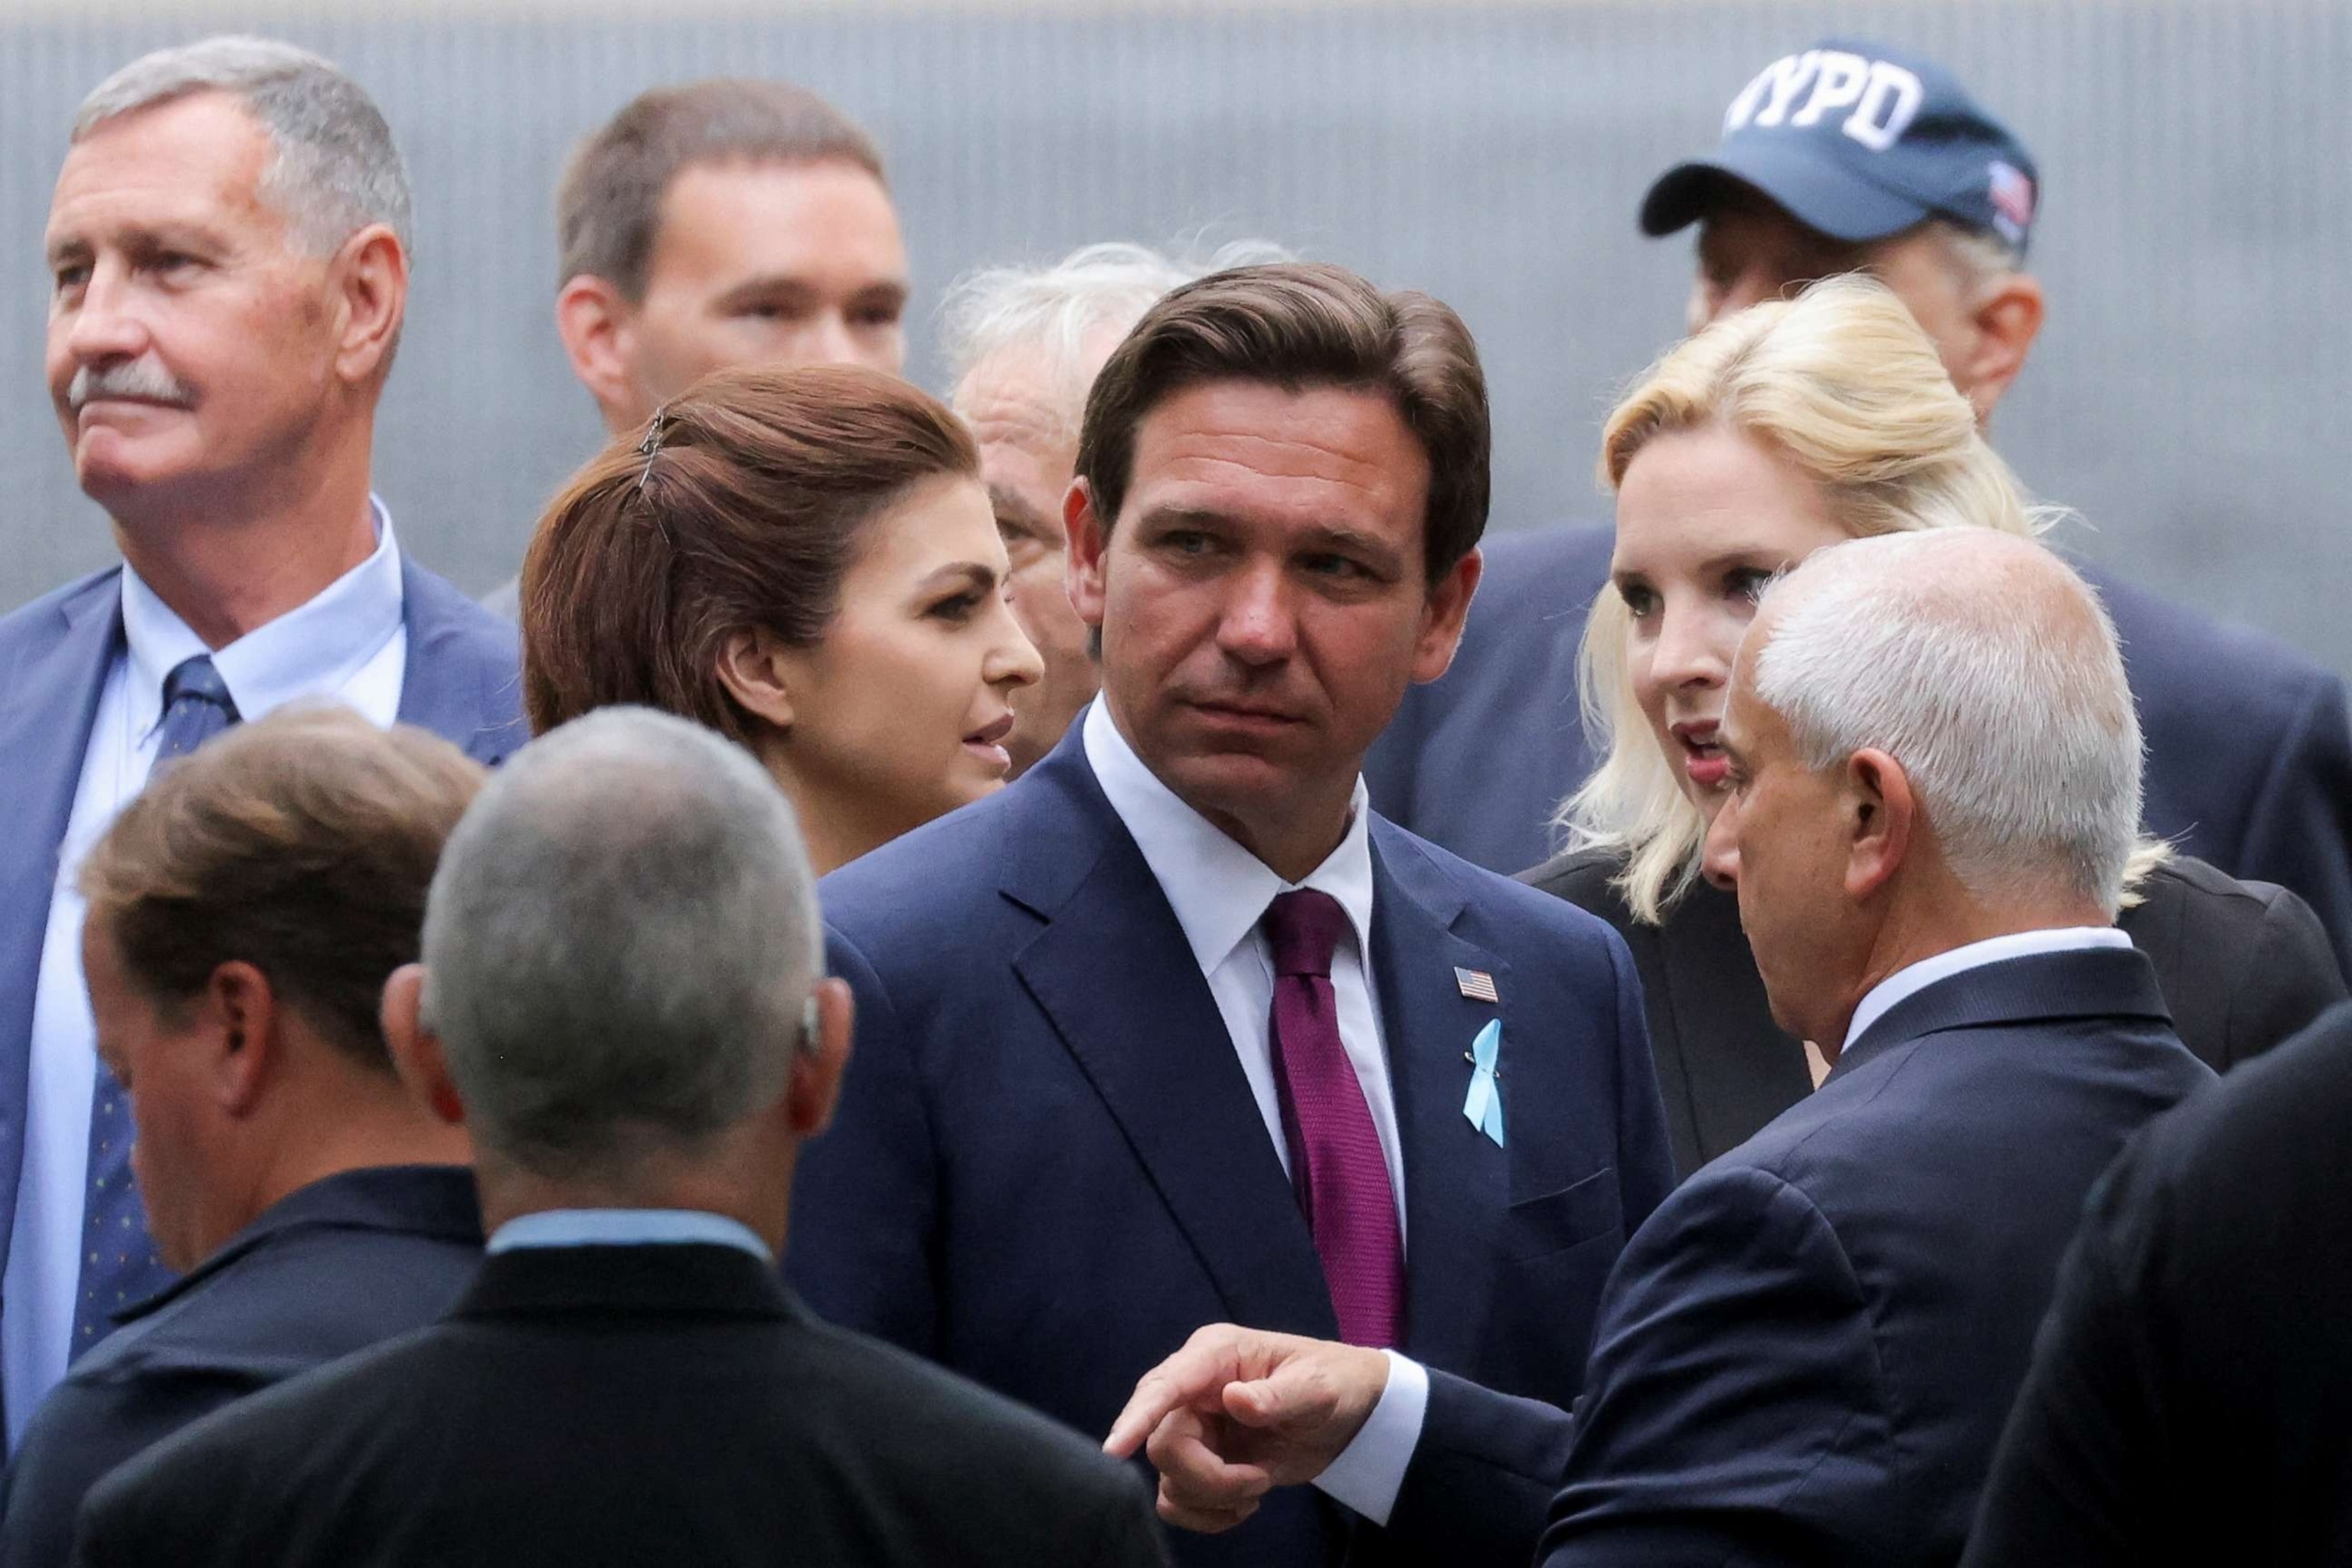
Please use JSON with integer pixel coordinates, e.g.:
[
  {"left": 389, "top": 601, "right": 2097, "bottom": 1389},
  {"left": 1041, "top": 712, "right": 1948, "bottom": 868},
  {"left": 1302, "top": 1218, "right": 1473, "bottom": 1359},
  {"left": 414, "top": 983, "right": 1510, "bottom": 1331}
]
[
  {"left": 711, "top": 274, "right": 910, "bottom": 314},
  {"left": 1136, "top": 505, "right": 1238, "bottom": 533},
  {"left": 918, "top": 561, "right": 1001, "bottom": 596}
]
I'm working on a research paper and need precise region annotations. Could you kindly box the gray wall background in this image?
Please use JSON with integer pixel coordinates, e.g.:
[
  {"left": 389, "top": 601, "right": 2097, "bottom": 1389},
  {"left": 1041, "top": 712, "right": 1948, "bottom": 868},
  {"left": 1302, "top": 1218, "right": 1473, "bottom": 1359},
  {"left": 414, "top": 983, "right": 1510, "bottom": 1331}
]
[{"left": 3, "top": 1, "right": 2347, "bottom": 678}]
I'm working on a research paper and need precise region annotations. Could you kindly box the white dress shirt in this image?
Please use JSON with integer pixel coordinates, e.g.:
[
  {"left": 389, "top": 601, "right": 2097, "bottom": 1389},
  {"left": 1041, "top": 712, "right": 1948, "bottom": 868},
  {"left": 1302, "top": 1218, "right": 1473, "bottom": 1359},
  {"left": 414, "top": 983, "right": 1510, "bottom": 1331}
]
[
  {"left": 1082, "top": 701, "right": 1425, "bottom": 1522},
  {"left": 1081, "top": 700, "right": 1405, "bottom": 1228},
  {"left": 2, "top": 507, "right": 407, "bottom": 1449},
  {"left": 1325, "top": 922, "right": 2134, "bottom": 1525},
  {"left": 1841, "top": 926, "right": 2132, "bottom": 1053}
]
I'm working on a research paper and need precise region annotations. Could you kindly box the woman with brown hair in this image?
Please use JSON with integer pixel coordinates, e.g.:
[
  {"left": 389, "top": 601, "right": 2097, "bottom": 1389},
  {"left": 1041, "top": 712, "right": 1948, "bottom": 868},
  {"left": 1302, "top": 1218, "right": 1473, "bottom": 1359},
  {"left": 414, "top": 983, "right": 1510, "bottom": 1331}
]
[{"left": 521, "top": 362, "right": 1042, "bottom": 874}]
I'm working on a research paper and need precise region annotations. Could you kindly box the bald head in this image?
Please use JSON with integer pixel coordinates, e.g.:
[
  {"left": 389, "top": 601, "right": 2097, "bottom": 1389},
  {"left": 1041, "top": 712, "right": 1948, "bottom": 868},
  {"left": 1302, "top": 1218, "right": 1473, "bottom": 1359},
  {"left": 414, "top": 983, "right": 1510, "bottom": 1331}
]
[
  {"left": 419, "top": 707, "right": 822, "bottom": 1177},
  {"left": 1745, "top": 529, "right": 2142, "bottom": 912}
]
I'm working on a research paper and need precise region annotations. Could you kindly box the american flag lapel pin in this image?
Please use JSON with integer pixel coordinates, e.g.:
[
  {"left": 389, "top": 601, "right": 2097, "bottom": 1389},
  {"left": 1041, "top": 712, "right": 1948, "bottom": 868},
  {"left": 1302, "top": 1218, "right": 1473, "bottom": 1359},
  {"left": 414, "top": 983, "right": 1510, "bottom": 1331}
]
[{"left": 1454, "top": 966, "right": 1498, "bottom": 1004}]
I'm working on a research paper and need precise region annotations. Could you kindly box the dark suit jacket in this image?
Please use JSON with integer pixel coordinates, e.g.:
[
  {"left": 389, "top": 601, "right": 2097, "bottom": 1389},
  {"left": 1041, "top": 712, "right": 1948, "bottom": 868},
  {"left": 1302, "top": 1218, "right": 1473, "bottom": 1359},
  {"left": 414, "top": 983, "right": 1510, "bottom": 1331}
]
[
  {"left": 1964, "top": 1001, "right": 2352, "bottom": 1567},
  {"left": 786, "top": 724, "right": 1676, "bottom": 1567},
  {"left": 0, "top": 558, "right": 526, "bottom": 1380},
  {"left": 1369, "top": 949, "right": 2213, "bottom": 1567},
  {"left": 1527, "top": 848, "right": 2344, "bottom": 1176},
  {"left": 0, "top": 1165, "right": 481, "bottom": 1568},
  {"left": 70, "top": 1243, "right": 1168, "bottom": 1568},
  {"left": 1365, "top": 524, "right": 2352, "bottom": 972}
]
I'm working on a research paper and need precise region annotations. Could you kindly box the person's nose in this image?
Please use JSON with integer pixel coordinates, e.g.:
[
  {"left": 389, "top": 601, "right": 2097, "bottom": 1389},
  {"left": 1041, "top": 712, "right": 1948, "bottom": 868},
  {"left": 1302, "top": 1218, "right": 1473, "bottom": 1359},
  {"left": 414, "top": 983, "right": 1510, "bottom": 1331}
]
[
  {"left": 983, "top": 598, "right": 1044, "bottom": 691},
  {"left": 804, "top": 312, "right": 863, "bottom": 369},
  {"left": 61, "top": 257, "right": 149, "bottom": 368},
  {"left": 1216, "top": 560, "right": 1298, "bottom": 667},
  {"left": 1649, "top": 600, "right": 1730, "bottom": 695},
  {"left": 1700, "top": 794, "right": 1742, "bottom": 892}
]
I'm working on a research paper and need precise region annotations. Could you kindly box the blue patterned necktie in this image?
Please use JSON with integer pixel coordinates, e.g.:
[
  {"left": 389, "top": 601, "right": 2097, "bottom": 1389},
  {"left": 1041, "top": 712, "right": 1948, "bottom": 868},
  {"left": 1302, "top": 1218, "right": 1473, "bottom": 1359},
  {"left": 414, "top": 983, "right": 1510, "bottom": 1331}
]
[{"left": 70, "top": 655, "right": 240, "bottom": 1360}]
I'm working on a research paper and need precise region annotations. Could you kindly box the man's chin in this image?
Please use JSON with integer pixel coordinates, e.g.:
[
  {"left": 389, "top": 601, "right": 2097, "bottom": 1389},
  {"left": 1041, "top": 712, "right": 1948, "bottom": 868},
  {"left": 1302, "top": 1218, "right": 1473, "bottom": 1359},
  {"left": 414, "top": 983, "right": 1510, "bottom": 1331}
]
[{"left": 74, "top": 434, "right": 204, "bottom": 511}]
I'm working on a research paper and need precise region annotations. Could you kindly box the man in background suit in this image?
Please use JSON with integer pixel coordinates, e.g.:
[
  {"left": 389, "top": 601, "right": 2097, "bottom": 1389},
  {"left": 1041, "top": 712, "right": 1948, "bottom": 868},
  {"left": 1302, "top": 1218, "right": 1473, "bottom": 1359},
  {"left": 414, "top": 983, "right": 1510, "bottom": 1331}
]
[
  {"left": 0, "top": 709, "right": 487, "bottom": 1568},
  {"left": 0, "top": 37, "right": 524, "bottom": 1442},
  {"left": 1113, "top": 530, "right": 2212, "bottom": 1567},
  {"left": 789, "top": 263, "right": 1675, "bottom": 1567},
  {"left": 69, "top": 709, "right": 1167, "bottom": 1568},
  {"left": 1367, "top": 38, "right": 2352, "bottom": 978},
  {"left": 1965, "top": 998, "right": 2352, "bottom": 1565},
  {"left": 483, "top": 77, "right": 910, "bottom": 618}
]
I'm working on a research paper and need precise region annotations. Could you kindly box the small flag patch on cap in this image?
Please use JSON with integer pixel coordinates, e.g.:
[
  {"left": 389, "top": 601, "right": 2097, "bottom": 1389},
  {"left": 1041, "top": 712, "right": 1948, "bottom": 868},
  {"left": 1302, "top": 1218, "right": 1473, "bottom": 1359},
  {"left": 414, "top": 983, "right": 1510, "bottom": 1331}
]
[{"left": 1455, "top": 967, "right": 1499, "bottom": 1003}]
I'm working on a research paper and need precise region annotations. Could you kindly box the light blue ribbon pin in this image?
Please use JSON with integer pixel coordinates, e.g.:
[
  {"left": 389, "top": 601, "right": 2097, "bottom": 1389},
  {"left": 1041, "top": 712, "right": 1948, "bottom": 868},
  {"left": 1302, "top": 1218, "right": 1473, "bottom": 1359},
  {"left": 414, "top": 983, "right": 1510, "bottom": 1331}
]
[{"left": 1462, "top": 1019, "right": 1504, "bottom": 1148}]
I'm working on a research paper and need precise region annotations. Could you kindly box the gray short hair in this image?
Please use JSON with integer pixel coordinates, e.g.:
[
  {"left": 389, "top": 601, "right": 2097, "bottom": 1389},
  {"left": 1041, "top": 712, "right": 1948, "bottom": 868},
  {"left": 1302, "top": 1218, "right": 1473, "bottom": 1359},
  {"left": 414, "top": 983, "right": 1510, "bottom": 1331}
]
[
  {"left": 944, "top": 239, "right": 1291, "bottom": 433},
  {"left": 1751, "top": 530, "right": 2143, "bottom": 914},
  {"left": 419, "top": 707, "right": 822, "bottom": 1178},
  {"left": 1925, "top": 218, "right": 2024, "bottom": 290},
  {"left": 73, "top": 36, "right": 412, "bottom": 257}
]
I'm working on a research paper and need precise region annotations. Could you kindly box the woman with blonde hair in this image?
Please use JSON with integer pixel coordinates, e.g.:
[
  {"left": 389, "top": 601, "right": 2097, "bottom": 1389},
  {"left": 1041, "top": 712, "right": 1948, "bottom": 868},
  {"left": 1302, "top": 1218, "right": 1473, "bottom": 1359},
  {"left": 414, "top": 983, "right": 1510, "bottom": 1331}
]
[{"left": 1525, "top": 276, "right": 2342, "bottom": 1176}]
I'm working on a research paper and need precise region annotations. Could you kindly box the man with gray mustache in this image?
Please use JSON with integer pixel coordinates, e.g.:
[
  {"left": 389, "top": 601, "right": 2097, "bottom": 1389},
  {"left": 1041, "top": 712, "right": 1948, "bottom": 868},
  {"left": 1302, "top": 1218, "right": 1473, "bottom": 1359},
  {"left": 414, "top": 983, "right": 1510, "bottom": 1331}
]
[{"left": 0, "top": 37, "right": 523, "bottom": 1443}]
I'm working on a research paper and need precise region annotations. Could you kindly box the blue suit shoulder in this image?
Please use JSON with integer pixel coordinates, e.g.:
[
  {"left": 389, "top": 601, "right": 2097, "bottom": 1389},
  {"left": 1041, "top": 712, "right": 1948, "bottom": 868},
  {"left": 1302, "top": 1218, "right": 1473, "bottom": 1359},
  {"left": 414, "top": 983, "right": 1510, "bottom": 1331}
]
[
  {"left": 1369, "top": 814, "right": 1629, "bottom": 969},
  {"left": 0, "top": 567, "right": 117, "bottom": 666},
  {"left": 818, "top": 786, "right": 1024, "bottom": 956}
]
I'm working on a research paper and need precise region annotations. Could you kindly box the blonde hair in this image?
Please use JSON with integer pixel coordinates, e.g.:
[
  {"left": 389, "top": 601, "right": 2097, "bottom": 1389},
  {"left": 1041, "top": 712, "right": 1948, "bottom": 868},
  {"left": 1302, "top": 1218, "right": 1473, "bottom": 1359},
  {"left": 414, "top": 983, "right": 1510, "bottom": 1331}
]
[{"left": 1561, "top": 276, "right": 2163, "bottom": 922}]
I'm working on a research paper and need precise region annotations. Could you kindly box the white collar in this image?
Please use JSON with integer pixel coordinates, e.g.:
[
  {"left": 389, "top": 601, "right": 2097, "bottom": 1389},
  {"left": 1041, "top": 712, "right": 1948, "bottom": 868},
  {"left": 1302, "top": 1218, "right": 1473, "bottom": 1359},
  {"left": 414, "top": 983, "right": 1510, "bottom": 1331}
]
[
  {"left": 1841, "top": 926, "right": 2133, "bottom": 1053},
  {"left": 1082, "top": 698, "right": 1377, "bottom": 974},
  {"left": 122, "top": 498, "right": 405, "bottom": 740}
]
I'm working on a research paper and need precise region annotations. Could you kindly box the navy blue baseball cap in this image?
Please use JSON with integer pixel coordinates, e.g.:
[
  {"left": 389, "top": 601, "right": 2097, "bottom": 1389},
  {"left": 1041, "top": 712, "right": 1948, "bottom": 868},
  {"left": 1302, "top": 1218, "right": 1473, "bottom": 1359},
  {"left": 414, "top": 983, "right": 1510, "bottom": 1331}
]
[{"left": 1640, "top": 39, "right": 2040, "bottom": 255}]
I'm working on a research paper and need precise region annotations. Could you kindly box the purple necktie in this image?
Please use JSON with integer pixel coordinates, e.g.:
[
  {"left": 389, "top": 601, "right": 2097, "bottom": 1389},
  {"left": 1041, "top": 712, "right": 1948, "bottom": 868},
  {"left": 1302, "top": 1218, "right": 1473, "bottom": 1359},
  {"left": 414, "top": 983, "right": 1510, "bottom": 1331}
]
[
  {"left": 1262, "top": 889, "right": 1403, "bottom": 1349},
  {"left": 71, "top": 655, "right": 234, "bottom": 1358}
]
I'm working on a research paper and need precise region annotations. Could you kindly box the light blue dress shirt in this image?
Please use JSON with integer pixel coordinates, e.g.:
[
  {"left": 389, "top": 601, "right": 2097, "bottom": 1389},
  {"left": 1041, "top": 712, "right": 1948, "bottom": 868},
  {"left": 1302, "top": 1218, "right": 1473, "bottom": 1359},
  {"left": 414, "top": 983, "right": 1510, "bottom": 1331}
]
[
  {"left": 2, "top": 508, "right": 407, "bottom": 1449},
  {"left": 487, "top": 1209, "right": 773, "bottom": 1263}
]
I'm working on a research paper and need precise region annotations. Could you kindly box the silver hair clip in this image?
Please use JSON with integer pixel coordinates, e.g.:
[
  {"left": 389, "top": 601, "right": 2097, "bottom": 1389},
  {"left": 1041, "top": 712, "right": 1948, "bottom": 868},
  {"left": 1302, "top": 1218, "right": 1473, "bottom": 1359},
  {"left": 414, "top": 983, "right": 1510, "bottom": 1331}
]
[{"left": 635, "top": 405, "right": 669, "bottom": 491}]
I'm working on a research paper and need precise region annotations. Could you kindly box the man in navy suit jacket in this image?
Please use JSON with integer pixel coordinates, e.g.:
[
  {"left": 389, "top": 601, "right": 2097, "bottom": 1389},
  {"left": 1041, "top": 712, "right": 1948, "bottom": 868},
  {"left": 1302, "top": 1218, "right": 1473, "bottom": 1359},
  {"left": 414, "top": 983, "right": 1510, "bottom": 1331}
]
[
  {"left": 0, "top": 39, "right": 522, "bottom": 1438},
  {"left": 1366, "top": 38, "right": 2352, "bottom": 974},
  {"left": 1114, "top": 532, "right": 2213, "bottom": 1566},
  {"left": 0, "top": 710, "right": 487, "bottom": 1568},
  {"left": 788, "top": 263, "right": 1674, "bottom": 1567}
]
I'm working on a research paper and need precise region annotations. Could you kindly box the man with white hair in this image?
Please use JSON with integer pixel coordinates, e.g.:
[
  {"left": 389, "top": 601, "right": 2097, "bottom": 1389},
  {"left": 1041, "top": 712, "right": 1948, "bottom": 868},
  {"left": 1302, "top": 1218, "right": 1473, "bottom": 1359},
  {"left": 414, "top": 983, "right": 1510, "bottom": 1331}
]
[
  {"left": 1108, "top": 531, "right": 2213, "bottom": 1568},
  {"left": 943, "top": 240, "right": 1284, "bottom": 773},
  {"left": 0, "top": 37, "right": 524, "bottom": 1440},
  {"left": 68, "top": 708, "right": 1166, "bottom": 1568}
]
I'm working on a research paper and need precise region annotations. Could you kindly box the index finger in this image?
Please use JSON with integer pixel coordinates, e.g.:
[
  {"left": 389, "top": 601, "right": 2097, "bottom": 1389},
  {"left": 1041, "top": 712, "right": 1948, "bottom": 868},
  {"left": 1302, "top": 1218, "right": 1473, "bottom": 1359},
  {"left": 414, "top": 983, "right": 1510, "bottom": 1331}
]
[{"left": 1103, "top": 1333, "right": 1243, "bottom": 1456}]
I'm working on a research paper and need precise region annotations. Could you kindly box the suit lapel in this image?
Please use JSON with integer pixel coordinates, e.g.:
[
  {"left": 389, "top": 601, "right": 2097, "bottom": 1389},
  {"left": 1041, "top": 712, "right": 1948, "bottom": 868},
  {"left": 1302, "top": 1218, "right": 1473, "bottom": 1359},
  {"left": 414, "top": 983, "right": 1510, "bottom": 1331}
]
[
  {"left": 1370, "top": 822, "right": 1511, "bottom": 1374},
  {"left": 1008, "top": 743, "right": 1338, "bottom": 1339},
  {"left": 394, "top": 557, "right": 527, "bottom": 764},
  {"left": 0, "top": 571, "right": 126, "bottom": 1282}
]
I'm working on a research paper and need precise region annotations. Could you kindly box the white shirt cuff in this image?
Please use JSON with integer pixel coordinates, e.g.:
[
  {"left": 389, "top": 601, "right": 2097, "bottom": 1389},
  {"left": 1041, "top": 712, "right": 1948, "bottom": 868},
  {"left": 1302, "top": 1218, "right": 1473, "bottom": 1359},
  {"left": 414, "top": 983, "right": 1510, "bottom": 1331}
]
[{"left": 1311, "top": 1350, "right": 1429, "bottom": 1527}]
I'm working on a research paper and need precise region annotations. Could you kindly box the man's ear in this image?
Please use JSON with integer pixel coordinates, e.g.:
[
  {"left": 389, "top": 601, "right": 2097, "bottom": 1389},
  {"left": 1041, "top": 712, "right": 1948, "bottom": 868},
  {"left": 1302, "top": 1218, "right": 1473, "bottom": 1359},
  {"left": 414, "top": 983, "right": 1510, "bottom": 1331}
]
[
  {"left": 205, "top": 961, "right": 278, "bottom": 1117},
  {"left": 382, "top": 964, "right": 467, "bottom": 1127},
  {"left": 1957, "top": 272, "right": 2043, "bottom": 423},
  {"left": 714, "top": 628, "right": 801, "bottom": 734},
  {"left": 1410, "top": 546, "right": 1484, "bottom": 684},
  {"left": 1063, "top": 477, "right": 1110, "bottom": 633},
  {"left": 1843, "top": 747, "right": 1916, "bottom": 902},
  {"left": 554, "top": 273, "right": 645, "bottom": 433},
  {"left": 329, "top": 224, "right": 409, "bottom": 387},
  {"left": 785, "top": 978, "right": 854, "bottom": 1138}
]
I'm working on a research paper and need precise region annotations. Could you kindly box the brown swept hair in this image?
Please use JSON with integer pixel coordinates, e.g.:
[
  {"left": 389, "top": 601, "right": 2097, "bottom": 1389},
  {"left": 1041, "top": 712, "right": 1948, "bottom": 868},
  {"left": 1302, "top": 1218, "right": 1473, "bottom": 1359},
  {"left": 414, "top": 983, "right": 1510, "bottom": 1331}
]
[
  {"left": 78, "top": 705, "right": 486, "bottom": 1071},
  {"left": 520, "top": 361, "right": 979, "bottom": 742},
  {"left": 557, "top": 77, "right": 885, "bottom": 299},
  {"left": 1075, "top": 261, "right": 1491, "bottom": 582}
]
